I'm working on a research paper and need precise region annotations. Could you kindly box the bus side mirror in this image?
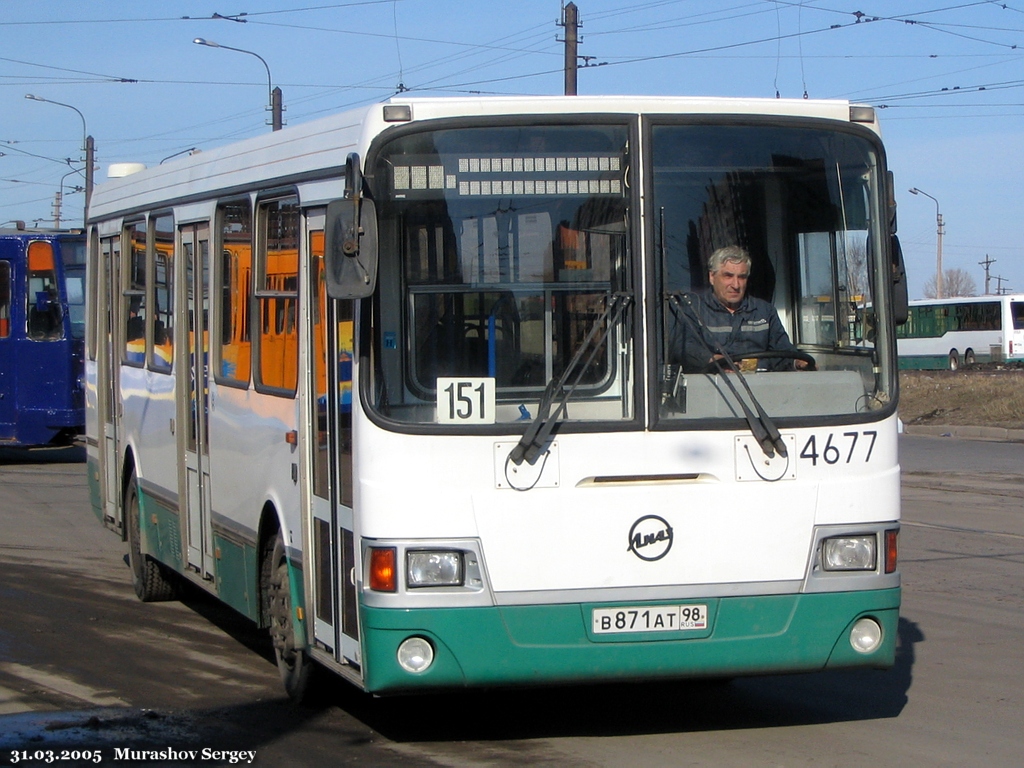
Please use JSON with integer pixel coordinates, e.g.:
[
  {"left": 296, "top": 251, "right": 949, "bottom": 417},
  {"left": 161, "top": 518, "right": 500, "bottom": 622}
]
[
  {"left": 325, "top": 153, "right": 378, "bottom": 299},
  {"left": 891, "top": 235, "right": 908, "bottom": 325}
]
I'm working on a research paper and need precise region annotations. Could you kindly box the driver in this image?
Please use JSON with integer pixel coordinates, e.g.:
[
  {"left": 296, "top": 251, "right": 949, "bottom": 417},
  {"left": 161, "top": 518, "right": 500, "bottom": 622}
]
[{"left": 675, "top": 245, "right": 808, "bottom": 372}]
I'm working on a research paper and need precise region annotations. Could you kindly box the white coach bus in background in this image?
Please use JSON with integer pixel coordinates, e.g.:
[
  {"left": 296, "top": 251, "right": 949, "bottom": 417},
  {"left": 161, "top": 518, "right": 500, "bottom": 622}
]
[{"left": 897, "top": 294, "right": 1024, "bottom": 370}]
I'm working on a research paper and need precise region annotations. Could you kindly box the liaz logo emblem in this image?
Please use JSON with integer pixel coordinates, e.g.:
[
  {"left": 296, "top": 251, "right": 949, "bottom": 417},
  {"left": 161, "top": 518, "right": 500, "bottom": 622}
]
[{"left": 627, "top": 515, "right": 673, "bottom": 561}]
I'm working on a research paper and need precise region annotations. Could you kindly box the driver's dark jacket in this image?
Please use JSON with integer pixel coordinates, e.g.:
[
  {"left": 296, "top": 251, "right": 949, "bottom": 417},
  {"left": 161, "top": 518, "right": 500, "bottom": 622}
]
[{"left": 671, "top": 290, "right": 797, "bottom": 372}]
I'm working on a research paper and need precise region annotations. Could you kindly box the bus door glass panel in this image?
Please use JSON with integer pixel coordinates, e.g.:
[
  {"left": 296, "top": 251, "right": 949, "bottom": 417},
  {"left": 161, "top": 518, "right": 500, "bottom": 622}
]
[
  {"left": 215, "top": 199, "right": 252, "bottom": 385},
  {"left": 86, "top": 230, "right": 98, "bottom": 361},
  {"left": 0, "top": 261, "right": 11, "bottom": 430},
  {"left": 64, "top": 266, "right": 85, "bottom": 341},
  {"left": 26, "top": 241, "right": 62, "bottom": 340},
  {"left": 151, "top": 214, "right": 175, "bottom": 372},
  {"left": 371, "top": 123, "right": 633, "bottom": 426},
  {"left": 100, "top": 236, "right": 120, "bottom": 524},
  {"left": 309, "top": 223, "right": 358, "bottom": 662},
  {"left": 122, "top": 222, "right": 146, "bottom": 365},
  {"left": 59, "top": 237, "right": 86, "bottom": 342},
  {"left": 0, "top": 261, "right": 10, "bottom": 339},
  {"left": 255, "top": 197, "right": 299, "bottom": 393},
  {"left": 182, "top": 222, "right": 213, "bottom": 576},
  {"left": 650, "top": 122, "right": 890, "bottom": 422}
]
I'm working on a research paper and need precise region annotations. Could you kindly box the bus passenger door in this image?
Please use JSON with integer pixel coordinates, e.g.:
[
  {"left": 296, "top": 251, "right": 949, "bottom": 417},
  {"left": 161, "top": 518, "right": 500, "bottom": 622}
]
[
  {"left": 99, "top": 236, "right": 122, "bottom": 532},
  {"left": 308, "top": 221, "right": 360, "bottom": 670},
  {"left": 181, "top": 224, "right": 214, "bottom": 579}
]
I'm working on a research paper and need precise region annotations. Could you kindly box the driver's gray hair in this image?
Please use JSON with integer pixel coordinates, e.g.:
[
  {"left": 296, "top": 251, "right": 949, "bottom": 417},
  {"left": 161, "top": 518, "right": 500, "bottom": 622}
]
[{"left": 708, "top": 245, "right": 751, "bottom": 275}]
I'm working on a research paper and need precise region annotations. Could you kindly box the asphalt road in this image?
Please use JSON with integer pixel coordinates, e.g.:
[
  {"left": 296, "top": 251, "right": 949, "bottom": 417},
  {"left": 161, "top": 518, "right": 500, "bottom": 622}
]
[{"left": 0, "top": 436, "right": 1020, "bottom": 767}]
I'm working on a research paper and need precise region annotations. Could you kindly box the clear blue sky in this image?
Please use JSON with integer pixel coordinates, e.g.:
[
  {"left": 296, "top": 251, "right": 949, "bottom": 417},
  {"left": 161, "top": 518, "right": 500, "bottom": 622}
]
[{"left": 3, "top": 1, "right": 1023, "bottom": 298}]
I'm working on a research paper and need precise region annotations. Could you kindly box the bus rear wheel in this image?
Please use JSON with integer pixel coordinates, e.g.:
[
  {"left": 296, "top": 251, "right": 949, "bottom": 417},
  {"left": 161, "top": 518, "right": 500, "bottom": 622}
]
[
  {"left": 948, "top": 350, "right": 960, "bottom": 371},
  {"left": 267, "top": 532, "right": 320, "bottom": 702},
  {"left": 125, "top": 472, "right": 177, "bottom": 602}
]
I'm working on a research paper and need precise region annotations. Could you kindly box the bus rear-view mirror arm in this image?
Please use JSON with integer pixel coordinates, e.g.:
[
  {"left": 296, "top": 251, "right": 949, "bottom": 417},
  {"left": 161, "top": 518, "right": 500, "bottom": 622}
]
[{"left": 891, "top": 235, "right": 909, "bottom": 326}]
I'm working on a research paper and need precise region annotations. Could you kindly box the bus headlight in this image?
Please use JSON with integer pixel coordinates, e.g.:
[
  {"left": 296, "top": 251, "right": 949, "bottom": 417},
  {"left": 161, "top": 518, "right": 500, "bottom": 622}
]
[
  {"left": 822, "top": 535, "right": 877, "bottom": 571},
  {"left": 407, "top": 550, "right": 464, "bottom": 588},
  {"left": 397, "top": 636, "right": 434, "bottom": 673}
]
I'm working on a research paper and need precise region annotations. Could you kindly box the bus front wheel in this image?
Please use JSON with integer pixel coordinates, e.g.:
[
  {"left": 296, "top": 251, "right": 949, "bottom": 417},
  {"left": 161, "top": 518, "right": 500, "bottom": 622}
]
[
  {"left": 125, "top": 473, "right": 177, "bottom": 603},
  {"left": 267, "top": 532, "right": 320, "bottom": 702}
]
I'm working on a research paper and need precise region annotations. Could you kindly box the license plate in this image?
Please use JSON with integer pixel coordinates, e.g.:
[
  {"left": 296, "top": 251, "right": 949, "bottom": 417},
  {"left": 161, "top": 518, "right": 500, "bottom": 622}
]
[{"left": 592, "top": 604, "right": 708, "bottom": 634}]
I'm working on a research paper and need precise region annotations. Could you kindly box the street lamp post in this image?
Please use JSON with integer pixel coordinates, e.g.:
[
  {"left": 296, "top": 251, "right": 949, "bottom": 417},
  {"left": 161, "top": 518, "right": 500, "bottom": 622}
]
[
  {"left": 25, "top": 94, "right": 94, "bottom": 225},
  {"left": 193, "top": 38, "right": 283, "bottom": 131},
  {"left": 908, "top": 187, "right": 944, "bottom": 299}
]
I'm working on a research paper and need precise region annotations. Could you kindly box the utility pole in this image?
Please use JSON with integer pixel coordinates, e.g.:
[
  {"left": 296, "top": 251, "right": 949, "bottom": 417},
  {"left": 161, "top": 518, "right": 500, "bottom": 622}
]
[
  {"left": 52, "top": 191, "right": 63, "bottom": 229},
  {"left": 561, "top": 2, "right": 579, "bottom": 96},
  {"left": 85, "top": 135, "right": 94, "bottom": 222},
  {"left": 995, "top": 275, "right": 1009, "bottom": 295},
  {"left": 271, "top": 87, "right": 283, "bottom": 132},
  {"left": 979, "top": 254, "right": 996, "bottom": 295}
]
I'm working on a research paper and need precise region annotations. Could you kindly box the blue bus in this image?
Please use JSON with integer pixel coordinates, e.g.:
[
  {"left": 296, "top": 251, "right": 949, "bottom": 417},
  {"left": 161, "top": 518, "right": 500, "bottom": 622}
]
[{"left": 0, "top": 228, "right": 86, "bottom": 447}]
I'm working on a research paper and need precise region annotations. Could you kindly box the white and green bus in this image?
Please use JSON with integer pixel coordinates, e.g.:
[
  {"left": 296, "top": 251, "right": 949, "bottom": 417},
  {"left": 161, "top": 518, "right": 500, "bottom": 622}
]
[
  {"left": 85, "top": 95, "right": 908, "bottom": 698},
  {"left": 897, "top": 294, "right": 1024, "bottom": 370}
]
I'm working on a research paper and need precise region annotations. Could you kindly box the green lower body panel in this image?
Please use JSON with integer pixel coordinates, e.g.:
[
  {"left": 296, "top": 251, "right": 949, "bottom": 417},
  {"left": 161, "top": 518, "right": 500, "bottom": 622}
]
[
  {"left": 898, "top": 356, "right": 948, "bottom": 371},
  {"left": 361, "top": 589, "right": 900, "bottom": 693},
  {"left": 138, "top": 490, "right": 181, "bottom": 568},
  {"left": 213, "top": 535, "right": 259, "bottom": 622},
  {"left": 87, "top": 455, "right": 103, "bottom": 524}
]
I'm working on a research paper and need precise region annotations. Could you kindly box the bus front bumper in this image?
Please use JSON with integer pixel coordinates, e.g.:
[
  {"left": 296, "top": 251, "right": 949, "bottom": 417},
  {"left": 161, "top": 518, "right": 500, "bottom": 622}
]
[{"left": 359, "top": 588, "right": 900, "bottom": 693}]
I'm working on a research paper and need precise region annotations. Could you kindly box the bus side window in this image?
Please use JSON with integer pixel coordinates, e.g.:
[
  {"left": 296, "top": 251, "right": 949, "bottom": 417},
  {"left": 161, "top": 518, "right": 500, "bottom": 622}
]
[
  {"left": 123, "top": 221, "right": 147, "bottom": 366},
  {"left": 215, "top": 198, "right": 253, "bottom": 386},
  {"left": 26, "top": 241, "right": 62, "bottom": 341},
  {"left": 254, "top": 196, "right": 299, "bottom": 394},
  {"left": 151, "top": 213, "right": 175, "bottom": 372}
]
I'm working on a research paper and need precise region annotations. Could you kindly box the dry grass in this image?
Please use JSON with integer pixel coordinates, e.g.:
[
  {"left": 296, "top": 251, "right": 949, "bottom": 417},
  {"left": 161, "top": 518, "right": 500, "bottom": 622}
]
[{"left": 899, "top": 370, "right": 1024, "bottom": 429}]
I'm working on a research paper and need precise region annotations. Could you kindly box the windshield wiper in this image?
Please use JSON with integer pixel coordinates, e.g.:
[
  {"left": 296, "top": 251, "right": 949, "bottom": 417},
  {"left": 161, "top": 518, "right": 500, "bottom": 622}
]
[
  {"left": 510, "top": 292, "right": 633, "bottom": 466},
  {"left": 667, "top": 292, "right": 786, "bottom": 459}
]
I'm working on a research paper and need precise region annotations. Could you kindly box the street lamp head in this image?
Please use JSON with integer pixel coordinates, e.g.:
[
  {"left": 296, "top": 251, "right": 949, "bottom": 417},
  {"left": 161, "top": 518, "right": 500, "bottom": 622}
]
[
  {"left": 908, "top": 188, "right": 920, "bottom": 196},
  {"left": 191, "top": 38, "right": 281, "bottom": 131},
  {"left": 25, "top": 94, "right": 44, "bottom": 102}
]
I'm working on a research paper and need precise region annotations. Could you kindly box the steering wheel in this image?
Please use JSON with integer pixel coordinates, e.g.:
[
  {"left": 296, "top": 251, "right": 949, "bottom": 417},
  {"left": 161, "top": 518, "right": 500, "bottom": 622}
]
[{"left": 703, "top": 349, "right": 816, "bottom": 373}]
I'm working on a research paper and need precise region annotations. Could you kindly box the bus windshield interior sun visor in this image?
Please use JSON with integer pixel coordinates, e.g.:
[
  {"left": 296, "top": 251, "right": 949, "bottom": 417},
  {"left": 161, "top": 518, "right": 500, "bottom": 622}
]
[
  {"left": 509, "top": 292, "right": 633, "bottom": 467},
  {"left": 666, "top": 292, "right": 785, "bottom": 459}
]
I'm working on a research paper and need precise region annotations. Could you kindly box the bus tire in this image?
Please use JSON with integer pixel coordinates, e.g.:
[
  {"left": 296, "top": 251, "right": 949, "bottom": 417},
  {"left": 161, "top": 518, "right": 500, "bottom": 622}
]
[
  {"left": 948, "top": 350, "right": 959, "bottom": 371},
  {"left": 965, "top": 349, "right": 976, "bottom": 366},
  {"left": 267, "top": 531, "right": 320, "bottom": 702},
  {"left": 125, "top": 472, "right": 177, "bottom": 603}
]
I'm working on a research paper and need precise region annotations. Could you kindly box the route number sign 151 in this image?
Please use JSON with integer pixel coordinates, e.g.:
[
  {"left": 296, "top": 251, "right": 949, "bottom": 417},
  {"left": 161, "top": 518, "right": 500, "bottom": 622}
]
[{"left": 437, "top": 377, "right": 496, "bottom": 424}]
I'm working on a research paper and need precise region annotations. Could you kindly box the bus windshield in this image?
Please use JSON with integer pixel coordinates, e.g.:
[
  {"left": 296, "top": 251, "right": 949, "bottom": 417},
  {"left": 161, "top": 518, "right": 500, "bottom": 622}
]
[
  {"left": 652, "top": 122, "right": 893, "bottom": 423},
  {"left": 370, "top": 123, "right": 634, "bottom": 427}
]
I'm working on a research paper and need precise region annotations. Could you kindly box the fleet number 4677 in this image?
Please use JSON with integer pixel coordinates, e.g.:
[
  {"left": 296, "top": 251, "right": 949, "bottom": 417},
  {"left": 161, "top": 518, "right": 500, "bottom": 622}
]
[{"left": 799, "top": 430, "right": 877, "bottom": 465}]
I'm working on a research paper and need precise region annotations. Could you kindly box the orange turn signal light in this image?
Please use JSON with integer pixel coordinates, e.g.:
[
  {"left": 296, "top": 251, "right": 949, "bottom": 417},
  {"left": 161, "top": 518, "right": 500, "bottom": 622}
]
[
  {"left": 884, "top": 529, "right": 898, "bottom": 574},
  {"left": 369, "top": 547, "right": 397, "bottom": 592}
]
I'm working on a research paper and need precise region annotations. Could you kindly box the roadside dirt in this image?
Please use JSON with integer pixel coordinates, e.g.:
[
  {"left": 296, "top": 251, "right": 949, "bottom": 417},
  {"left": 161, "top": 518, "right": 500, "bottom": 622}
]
[{"left": 899, "top": 368, "right": 1024, "bottom": 430}]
